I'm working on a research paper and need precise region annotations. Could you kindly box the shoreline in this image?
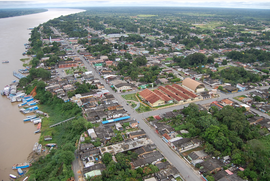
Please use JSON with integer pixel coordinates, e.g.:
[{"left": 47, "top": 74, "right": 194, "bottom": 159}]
[{"left": 0, "top": 8, "right": 85, "bottom": 180}]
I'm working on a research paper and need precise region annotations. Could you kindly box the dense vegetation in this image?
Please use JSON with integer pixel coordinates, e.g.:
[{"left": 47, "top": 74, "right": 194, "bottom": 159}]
[
  {"left": 164, "top": 103, "right": 270, "bottom": 180},
  {"left": 0, "top": 8, "right": 47, "bottom": 18},
  {"left": 210, "top": 66, "right": 263, "bottom": 85}
]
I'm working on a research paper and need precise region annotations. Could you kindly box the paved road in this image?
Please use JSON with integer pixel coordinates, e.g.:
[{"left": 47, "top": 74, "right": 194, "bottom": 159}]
[{"left": 54, "top": 27, "right": 270, "bottom": 181}]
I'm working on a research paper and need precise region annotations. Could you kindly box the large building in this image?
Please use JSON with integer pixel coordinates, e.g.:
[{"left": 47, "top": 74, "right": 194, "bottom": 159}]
[
  {"left": 182, "top": 78, "right": 205, "bottom": 93},
  {"left": 139, "top": 88, "right": 165, "bottom": 107}
]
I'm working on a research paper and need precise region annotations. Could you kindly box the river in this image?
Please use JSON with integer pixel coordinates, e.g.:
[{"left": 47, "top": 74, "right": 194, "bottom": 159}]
[{"left": 0, "top": 8, "right": 85, "bottom": 180}]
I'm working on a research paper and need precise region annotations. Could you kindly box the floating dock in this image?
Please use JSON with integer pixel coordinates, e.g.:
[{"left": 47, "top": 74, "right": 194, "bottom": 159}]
[{"left": 13, "top": 71, "right": 26, "bottom": 79}]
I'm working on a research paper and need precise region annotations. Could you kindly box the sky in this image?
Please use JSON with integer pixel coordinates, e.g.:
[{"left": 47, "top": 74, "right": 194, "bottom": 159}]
[{"left": 0, "top": 0, "right": 270, "bottom": 9}]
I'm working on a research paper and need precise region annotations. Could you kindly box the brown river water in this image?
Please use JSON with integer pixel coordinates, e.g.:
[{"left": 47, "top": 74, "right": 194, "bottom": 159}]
[{"left": 0, "top": 8, "right": 84, "bottom": 180}]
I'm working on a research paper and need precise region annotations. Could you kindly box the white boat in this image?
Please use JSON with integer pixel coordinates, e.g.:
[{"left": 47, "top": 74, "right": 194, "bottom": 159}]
[
  {"left": 23, "top": 176, "right": 29, "bottom": 181},
  {"left": 37, "top": 144, "right": 42, "bottom": 153},
  {"left": 10, "top": 174, "right": 17, "bottom": 179},
  {"left": 33, "top": 142, "right": 38, "bottom": 151}
]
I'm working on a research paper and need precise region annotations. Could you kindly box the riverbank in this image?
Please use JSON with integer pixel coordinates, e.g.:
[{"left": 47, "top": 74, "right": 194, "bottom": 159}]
[{"left": 0, "top": 8, "right": 85, "bottom": 180}]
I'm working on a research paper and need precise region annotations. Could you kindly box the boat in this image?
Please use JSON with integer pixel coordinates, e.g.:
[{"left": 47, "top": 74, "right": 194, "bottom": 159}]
[
  {"left": 23, "top": 117, "right": 32, "bottom": 122},
  {"left": 37, "top": 122, "right": 41, "bottom": 130},
  {"left": 34, "top": 130, "right": 41, "bottom": 134},
  {"left": 46, "top": 143, "right": 57, "bottom": 147},
  {"left": 33, "top": 142, "right": 38, "bottom": 151},
  {"left": 27, "top": 115, "right": 37, "bottom": 119},
  {"left": 2, "top": 60, "right": 9, "bottom": 63},
  {"left": 23, "top": 176, "right": 29, "bottom": 181},
  {"left": 12, "top": 162, "right": 31, "bottom": 169},
  {"left": 18, "top": 168, "right": 24, "bottom": 175},
  {"left": 10, "top": 174, "right": 17, "bottom": 179},
  {"left": 18, "top": 102, "right": 27, "bottom": 107},
  {"left": 37, "top": 144, "right": 42, "bottom": 153},
  {"left": 32, "top": 118, "right": 41, "bottom": 124}
]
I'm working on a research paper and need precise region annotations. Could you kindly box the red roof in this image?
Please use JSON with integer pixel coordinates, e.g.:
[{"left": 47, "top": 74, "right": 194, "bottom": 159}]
[
  {"left": 158, "top": 86, "right": 183, "bottom": 101},
  {"left": 139, "top": 88, "right": 163, "bottom": 104},
  {"left": 153, "top": 115, "right": 161, "bottom": 120},
  {"left": 165, "top": 85, "right": 190, "bottom": 99},
  {"left": 153, "top": 89, "right": 172, "bottom": 102},
  {"left": 172, "top": 84, "right": 197, "bottom": 98}
]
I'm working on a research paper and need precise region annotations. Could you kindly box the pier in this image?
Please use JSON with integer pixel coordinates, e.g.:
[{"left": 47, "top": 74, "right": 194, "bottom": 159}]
[
  {"left": 49, "top": 116, "right": 76, "bottom": 128},
  {"left": 13, "top": 71, "right": 26, "bottom": 79}
]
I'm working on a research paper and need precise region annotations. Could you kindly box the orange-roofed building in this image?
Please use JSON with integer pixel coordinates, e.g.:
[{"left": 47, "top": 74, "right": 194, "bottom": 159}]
[
  {"left": 220, "top": 99, "right": 234, "bottom": 106},
  {"left": 105, "top": 61, "right": 113, "bottom": 66},
  {"left": 139, "top": 88, "right": 165, "bottom": 107}
]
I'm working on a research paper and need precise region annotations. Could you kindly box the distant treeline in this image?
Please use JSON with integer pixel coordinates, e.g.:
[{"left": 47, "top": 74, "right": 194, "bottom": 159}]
[{"left": 0, "top": 8, "right": 47, "bottom": 18}]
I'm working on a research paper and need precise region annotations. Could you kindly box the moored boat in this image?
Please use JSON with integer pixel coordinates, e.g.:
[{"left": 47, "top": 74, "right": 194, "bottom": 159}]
[
  {"left": 12, "top": 162, "right": 31, "bottom": 169},
  {"left": 18, "top": 168, "right": 24, "bottom": 175},
  {"left": 23, "top": 176, "right": 29, "bottom": 181},
  {"left": 37, "top": 144, "right": 42, "bottom": 153},
  {"left": 34, "top": 129, "right": 41, "bottom": 134},
  {"left": 33, "top": 142, "right": 38, "bottom": 151},
  {"left": 46, "top": 143, "right": 57, "bottom": 147},
  {"left": 10, "top": 174, "right": 17, "bottom": 179},
  {"left": 2, "top": 60, "right": 9, "bottom": 63}
]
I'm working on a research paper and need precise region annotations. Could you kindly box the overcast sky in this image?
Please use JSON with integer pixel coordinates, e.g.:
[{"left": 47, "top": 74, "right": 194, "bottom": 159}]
[{"left": 0, "top": 0, "right": 270, "bottom": 9}]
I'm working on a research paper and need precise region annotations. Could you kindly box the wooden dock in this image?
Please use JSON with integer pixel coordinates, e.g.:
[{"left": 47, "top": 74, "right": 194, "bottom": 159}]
[{"left": 49, "top": 117, "right": 76, "bottom": 128}]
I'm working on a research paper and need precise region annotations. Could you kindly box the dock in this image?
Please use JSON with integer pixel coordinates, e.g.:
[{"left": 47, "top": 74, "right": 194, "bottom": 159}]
[
  {"left": 49, "top": 117, "right": 76, "bottom": 128},
  {"left": 13, "top": 71, "right": 26, "bottom": 79}
]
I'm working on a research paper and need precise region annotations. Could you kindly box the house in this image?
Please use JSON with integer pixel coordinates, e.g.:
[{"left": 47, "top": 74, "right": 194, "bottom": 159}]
[
  {"left": 247, "top": 116, "right": 264, "bottom": 125},
  {"left": 258, "top": 118, "right": 270, "bottom": 131},
  {"left": 139, "top": 88, "right": 165, "bottom": 107},
  {"left": 154, "top": 166, "right": 180, "bottom": 180},
  {"left": 105, "top": 61, "right": 113, "bottom": 66},
  {"left": 157, "top": 78, "right": 169, "bottom": 84},
  {"left": 188, "top": 150, "right": 208, "bottom": 161},
  {"left": 115, "top": 123, "right": 123, "bottom": 131},
  {"left": 87, "top": 129, "right": 97, "bottom": 140},
  {"left": 218, "top": 174, "right": 245, "bottom": 181},
  {"left": 114, "top": 83, "right": 133, "bottom": 92},
  {"left": 236, "top": 84, "right": 246, "bottom": 91},
  {"left": 200, "top": 159, "right": 224, "bottom": 173},
  {"left": 220, "top": 99, "right": 234, "bottom": 106},
  {"left": 131, "top": 151, "right": 163, "bottom": 169},
  {"left": 223, "top": 85, "right": 239, "bottom": 93},
  {"left": 129, "top": 120, "right": 139, "bottom": 128}
]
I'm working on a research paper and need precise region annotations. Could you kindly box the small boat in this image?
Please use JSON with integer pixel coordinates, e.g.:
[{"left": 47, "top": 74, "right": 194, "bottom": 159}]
[
  {"left": 33, "top": 142, "right": 38, "bottom": 151},
  {"left": 18, "top": 168, "right": 24, "bottom": 175},
  {"left": 37, "top": 122, "right": 41, "bottom": 130},
  {"left": 34, "top": 130, "right": 41, "bottom": 134},
  {"left": 27, "top": 115, "right": 37, "bottom": 119},
  {"left": 37, "top": 144, "right": 42, "bottom": 153},
  {"left": 18, "top": 102, "right": 27, "bottom": 107},
  {"left": 12, "top": 162, "right": 31, "bottom": 169},
  {"left": 23, "top": 176, "right": 29, "bottom": 181},
  {"left": 10, "top": 174, "right": 17, "bottom": 179},
  {"left": 46, "top": 143, "right": 57, "bottom": 147},
  {"left": 2, "top": 60, "right": 9, "bottom": 63},
  {"left": 23, "top": 118, "right": 32, "bottom": 122}
]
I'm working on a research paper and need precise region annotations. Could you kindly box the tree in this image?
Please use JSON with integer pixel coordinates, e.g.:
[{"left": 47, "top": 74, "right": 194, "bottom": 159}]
[
  {"left": 214, "top": 63, "right": 219, "bottom": 68},
  {"left": 102, "top": 152, "right": 112, "bottom": 166},
  {"left": 222, "top": 59, "right": 227, "bottom": 65}
]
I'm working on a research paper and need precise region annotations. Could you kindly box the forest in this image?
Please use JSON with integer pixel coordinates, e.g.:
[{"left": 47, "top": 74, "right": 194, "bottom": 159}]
[{"left": 0, "top": 8, "right": 47, "bottom": 18}]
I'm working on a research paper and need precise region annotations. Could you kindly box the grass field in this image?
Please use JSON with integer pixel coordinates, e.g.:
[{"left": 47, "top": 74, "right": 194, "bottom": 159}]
[
  {"left": 137, "top": 14, "right": 157, "bottom": 17},
  {"left": 122, "top": 93, "right": 139, "bottom": 102}
]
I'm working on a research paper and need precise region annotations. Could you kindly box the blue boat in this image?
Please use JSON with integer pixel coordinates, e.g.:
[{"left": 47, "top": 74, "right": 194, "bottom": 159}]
[
  {"left": 27, "top": 101, "right": 37, "bottom": 106},
  {"left": 23, "top": 97, "right": 34, "bottom": 103},
  {"left": 18, "top": 168, "right": 24, "bottom": 175},
  {"left": 23, "top": 118, "right": 32, "bottom": 122},
  {"left": 12, "top": 162, "right": 31, "bottom": 169},
  {"left": 27, "top": 115, "right": 37, "bottom": 119},
  {"left": 18, "top": 102, "right": 27, "bottom": 107}
]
